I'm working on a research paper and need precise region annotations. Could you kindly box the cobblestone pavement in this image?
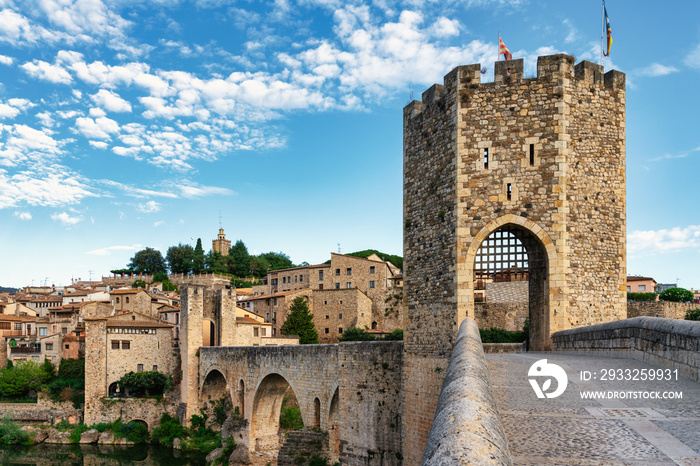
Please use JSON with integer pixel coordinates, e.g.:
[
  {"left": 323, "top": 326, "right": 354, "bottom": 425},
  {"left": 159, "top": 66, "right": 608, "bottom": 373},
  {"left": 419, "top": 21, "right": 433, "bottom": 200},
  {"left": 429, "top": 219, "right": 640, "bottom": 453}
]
[{"left": 487, "top": 353, "right": 700, "bottom": 466}]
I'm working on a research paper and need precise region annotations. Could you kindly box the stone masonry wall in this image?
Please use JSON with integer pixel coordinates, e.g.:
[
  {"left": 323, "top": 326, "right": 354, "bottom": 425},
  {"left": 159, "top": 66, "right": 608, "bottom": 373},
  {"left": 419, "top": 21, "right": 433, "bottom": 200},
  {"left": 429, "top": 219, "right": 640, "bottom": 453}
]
[
  {"left": 338, "top": 341, "right": 403, "bottom": 466},
  {"left": 485, "top": 281, "right": 528, "bottom": 303},
  {"left": 627, "top": 301, "right": 697, "bottom": 320},
  {"left": 474, "top": 302, "right": 528, "bottom": 332}
]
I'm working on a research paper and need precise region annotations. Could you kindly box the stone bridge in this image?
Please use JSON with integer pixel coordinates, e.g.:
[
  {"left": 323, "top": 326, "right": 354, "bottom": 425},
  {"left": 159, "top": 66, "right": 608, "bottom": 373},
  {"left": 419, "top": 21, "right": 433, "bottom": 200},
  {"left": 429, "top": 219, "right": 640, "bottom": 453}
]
[{"left": 197, "top": 342, "right": 404, "bottom": 464}]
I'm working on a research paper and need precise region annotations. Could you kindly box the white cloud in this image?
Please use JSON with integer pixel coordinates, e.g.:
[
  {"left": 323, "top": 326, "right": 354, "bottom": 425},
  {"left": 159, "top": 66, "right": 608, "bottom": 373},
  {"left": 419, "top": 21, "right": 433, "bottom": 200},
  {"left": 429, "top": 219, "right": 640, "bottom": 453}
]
[
  {"left": 36, "top": 0, "right": 131, "bottom": 39},
  {"left": 137, "top": 200, "right": 161, "bottom": 213},
  {"left": 0, "top": 167, "right": 96, "bottom": 209},
  {"left": 154, "top": 220, "right": 165, "bottom": 227},
  {"left": 562, "top": 19, "right": 578, "bottom": 44},
  {"left": 74, "top": 116, "right": 120, "bottom": 139},
  {"left": 20, "top": 60, "right": 72, "bottom": 84},
  {"left": 0, "top": 124, "right": 63, "bottom": 166},
  {"left": 431, "top": 17, "right": 460, "bottom": 38},
  {"left": 86, "top": 244, "right": 141, "bottom": 256},
  {"left": 178, "top": 183, "right": 234, "bottom": 198},
  {"left": 0, "top": 54, "right": 13, "bottom": 65},
  {"left": 91, "top": 89, "right": 132, "bottom": 112},
  {"left": 51, "top": 211, "right": 83, "bottom": 226},
  {"left": 628, "top": 225, "right": 700, "bottom": 256},
  {"left": 686, "top": 43, "right": 700, "bottom": 69},
  {"left": 636, "top": 63, "right": 679, "bottom": 77},
  {"left": 14, "top": 211, "right": 31, "bottom": 220},
  {"left": 88, "top": 140, "right": 108, "bottom": 149}
]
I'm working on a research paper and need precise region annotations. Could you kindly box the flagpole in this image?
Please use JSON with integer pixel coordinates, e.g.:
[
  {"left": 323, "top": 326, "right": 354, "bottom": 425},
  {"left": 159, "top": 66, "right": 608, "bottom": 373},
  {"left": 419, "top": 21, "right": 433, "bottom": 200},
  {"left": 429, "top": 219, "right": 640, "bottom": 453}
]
[{"left": 600, "top": 0, "right": 605, "bottom": 66}]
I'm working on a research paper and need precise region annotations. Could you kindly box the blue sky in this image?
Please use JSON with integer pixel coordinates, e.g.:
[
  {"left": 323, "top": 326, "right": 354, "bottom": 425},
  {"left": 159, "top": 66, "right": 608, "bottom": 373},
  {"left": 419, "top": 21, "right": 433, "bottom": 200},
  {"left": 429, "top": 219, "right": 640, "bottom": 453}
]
[{"left": 1, "top": 0, "right": 699, "bottom": 289}]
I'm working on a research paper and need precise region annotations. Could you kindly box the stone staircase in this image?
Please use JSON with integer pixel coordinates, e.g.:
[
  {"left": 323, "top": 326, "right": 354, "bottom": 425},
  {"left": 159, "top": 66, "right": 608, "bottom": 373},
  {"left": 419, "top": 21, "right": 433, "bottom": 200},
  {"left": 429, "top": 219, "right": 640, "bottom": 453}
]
[{"left": 276, "top": 428, "right": 329, "bottom": 466}]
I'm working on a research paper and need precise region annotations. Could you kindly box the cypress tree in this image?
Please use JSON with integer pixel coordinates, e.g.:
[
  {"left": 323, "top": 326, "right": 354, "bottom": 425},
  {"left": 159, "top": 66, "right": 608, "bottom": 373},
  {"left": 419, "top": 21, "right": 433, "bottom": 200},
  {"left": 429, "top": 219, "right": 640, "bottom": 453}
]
[{"left": 280, "top": 297, "right": 319, "bottom": 344}]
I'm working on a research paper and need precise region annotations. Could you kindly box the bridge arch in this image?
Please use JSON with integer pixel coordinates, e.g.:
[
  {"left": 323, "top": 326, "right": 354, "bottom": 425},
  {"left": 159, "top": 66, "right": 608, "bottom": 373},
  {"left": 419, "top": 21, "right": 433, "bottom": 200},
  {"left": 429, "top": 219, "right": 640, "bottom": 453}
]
[
  {"left": 465, "top": 215, "right": 558, "bottom": 351},
  {"left": 200, "top": 368, "right": 232, "bottom": 417},
  {"left": 328, "top": 386, "right": 340, "bottom": 462},
  {"left": 250, "top": 373, "right": 302, "bottom": 452}
]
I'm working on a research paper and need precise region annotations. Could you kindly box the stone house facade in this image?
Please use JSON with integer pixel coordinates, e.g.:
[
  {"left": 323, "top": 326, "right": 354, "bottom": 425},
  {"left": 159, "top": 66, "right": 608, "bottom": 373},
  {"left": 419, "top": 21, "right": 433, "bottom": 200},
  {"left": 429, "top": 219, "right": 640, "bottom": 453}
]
[
  {"left": 84, "top": 311, "right": 176, "bottom": 425},
  {"left": 109, "top": 288, "right": 152, "bottom": 315},
  {"left": 312, "top": 288, "right": 372, "bottom": 343}
]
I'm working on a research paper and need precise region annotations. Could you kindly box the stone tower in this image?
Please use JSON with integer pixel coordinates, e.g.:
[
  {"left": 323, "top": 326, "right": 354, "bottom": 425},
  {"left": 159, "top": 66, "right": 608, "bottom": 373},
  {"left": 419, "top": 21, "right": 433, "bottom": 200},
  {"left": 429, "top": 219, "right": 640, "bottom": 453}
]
[
  {"left": 401, "top": 54, "right": 626, "bottom": 463},
  {"left": 213, "top": 228, "right": 231, "bottom": 256}
]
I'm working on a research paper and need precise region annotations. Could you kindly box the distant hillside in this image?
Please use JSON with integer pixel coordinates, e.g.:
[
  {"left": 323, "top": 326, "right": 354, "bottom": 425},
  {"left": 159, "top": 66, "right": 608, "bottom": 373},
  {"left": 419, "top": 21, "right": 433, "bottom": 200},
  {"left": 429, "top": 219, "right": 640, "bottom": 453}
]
[
  {"left": 0, "top": 286, "right": 18, "bottom": 293},
  {"left": 325, "top": 250, "right": 403, "bottom": 271}
]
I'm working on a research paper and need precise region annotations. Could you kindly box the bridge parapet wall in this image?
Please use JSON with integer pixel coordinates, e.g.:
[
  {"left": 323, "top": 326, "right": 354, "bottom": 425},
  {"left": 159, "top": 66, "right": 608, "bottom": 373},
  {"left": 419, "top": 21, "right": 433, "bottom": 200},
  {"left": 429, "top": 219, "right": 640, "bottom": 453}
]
[
  {"left": 552, "top": 317, "right": 700, "bottom": 381},
  {"left": 422, "top": 318, "right": 512, "bottom": 465}
]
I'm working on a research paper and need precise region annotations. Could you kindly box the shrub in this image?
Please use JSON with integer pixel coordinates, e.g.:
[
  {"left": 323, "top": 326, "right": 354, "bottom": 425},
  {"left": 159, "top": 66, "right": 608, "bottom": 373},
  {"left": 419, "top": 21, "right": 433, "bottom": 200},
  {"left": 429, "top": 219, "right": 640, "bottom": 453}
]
[
  {"left": 57, "top": 359, "right": 84, "bottom": 382},
  {"left": 0, "top": 416, "right": 30, "bottom": 445},
  {"left": 309, "top": 456, "right": 330, "bottom": 466},
  {"left": 685, "top": 309, "right": 700, "bottom": 321},
  {"left": 383, "top": 329, "right": 403, "bottom": 341},
  {"left": 118, "top": 371, "right": 168, "bottom": 397},
  {"left": 659, "top": 287, "right": 694, "bottom": 303},
  {"left": 69, "top": 423, "right": 89, "bottom": 443},
  {"left": 339, "top": 327, "right": 375, "bottom": 342},
  {"left": 132, "top": 279, "right": 146, "bottom": 288},
  {"left": 118, "top": 421, "right": 150, "bottom": 443},
  {"left": 279, "top": 402, "right": 303, "bottom": 431},
  {"left": 479, "top": 328, "right": 527, "bottom": 343},
  {"left": 212, "top": 396, "right": 231, "bottom": 426},
  {"left": 627, "top": 292, "right": 658, "bottom": 302},
  {"left": 151, "top": 413, "right": 186, "bottom": 448}
]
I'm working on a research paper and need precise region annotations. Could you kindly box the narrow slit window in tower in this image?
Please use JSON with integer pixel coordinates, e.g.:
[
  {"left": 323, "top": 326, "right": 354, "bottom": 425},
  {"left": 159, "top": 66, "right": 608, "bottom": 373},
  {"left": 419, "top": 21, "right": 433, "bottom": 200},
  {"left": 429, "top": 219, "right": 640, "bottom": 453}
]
[
  {"left": 484, "top": 148, "right": 489, "bottom": 169},
  {"left": 529, "top": 144, "right": 535, "bottom": 166},
  {"left": 507, "top": 183, "right": 512, "bottom": 201}
]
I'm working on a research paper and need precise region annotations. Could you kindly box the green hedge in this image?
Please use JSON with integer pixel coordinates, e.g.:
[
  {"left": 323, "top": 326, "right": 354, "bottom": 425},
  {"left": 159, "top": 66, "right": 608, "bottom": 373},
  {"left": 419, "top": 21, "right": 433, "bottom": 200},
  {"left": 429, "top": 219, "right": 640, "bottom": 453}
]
[{"left": 627, "top": 292, "right": 658, "bottom": 302}]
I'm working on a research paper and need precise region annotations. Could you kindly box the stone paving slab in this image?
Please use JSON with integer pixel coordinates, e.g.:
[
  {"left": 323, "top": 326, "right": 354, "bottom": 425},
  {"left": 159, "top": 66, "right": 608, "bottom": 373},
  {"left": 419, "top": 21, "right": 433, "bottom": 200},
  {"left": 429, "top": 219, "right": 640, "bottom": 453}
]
[{"left": 486, "top": 352, "right": 700, "bottom": 466}]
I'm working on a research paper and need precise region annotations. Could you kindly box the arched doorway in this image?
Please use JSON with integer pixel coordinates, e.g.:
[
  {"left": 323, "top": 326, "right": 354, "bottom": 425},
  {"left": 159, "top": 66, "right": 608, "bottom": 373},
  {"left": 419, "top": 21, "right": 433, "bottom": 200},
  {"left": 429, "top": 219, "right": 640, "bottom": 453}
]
[
  {"left": 108, "top": 382, "right": 121, "bottom": 397},
  {"left": 473, "top": 224, "right": 550, "bottom": 350},
  {"left": 202, "top": 319, "right": 216, "bottom": 346},
  {"left": 250, "top": 374, "right": 302, "bottom": 452},
  {"left": 201, "top": 369, "right": 232, "bottom": 423}
]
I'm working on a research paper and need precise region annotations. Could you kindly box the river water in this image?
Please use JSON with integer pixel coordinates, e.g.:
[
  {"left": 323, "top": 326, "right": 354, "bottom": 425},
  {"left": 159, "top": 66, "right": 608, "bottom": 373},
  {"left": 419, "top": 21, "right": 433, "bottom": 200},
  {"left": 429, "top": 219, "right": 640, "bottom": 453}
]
[{"left": 0, "top": 444, "right": 209, "bottom": 465}]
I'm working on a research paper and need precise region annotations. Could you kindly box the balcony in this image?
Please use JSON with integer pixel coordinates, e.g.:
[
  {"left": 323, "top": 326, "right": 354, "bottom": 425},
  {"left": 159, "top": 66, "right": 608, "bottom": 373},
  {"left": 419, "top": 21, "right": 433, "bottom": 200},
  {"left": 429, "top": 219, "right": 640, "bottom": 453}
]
[{"left": 10, "top": 346, "right": 41, "bottom": 354}]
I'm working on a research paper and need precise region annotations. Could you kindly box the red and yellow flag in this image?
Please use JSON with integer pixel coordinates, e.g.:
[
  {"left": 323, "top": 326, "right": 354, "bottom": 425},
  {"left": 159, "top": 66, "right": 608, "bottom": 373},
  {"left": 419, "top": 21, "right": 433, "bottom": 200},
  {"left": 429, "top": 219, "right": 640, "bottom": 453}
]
[
  {"left": 603, "top": 6, "right": 612, "bottom": 56},
  {"left": 499, "top": 37, "right": 512, "bottom": 60}
]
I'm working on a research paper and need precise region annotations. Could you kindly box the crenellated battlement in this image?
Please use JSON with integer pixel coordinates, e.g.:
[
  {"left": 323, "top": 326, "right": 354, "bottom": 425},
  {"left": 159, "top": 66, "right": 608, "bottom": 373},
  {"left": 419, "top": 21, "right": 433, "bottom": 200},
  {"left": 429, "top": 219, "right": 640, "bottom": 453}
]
[{"left": 404, "top": 53, "right": 625, "bottom": 118}]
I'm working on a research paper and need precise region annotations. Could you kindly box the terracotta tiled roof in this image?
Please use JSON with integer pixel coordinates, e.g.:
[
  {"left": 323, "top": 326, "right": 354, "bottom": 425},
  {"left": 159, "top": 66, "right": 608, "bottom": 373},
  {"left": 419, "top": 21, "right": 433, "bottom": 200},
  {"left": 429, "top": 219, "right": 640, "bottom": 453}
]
[
  {"left": 627, "top": 276, "right": 656, "bottom": 282},
  {"left": 236, "top": 316, "right": 270, "bottom": 325},
  {"left": 109, "top": 288, "right": 143, "bottom": 295}
]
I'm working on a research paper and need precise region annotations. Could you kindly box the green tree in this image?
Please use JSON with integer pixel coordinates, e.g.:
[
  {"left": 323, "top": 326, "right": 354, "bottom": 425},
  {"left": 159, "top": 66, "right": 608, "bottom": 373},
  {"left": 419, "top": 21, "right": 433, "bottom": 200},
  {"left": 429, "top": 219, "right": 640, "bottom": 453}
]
[
  {"left": 132, "top": 279, "right": 146, "bottom": 289},
  {"left": 166, "top": 243, "right": 194, "bottom": 275},
  {"left": 280, "top": 297, "right": 319, "bottom": 344},
  {"left": 659, "top": 287, "right": 694, "bottom": 303},
  {"left": 127, "top": 247, "right": 167, "bottom": 275},
  {"left": 153, "top": 271, "right": 168, "bottom": 283},
  {"left": 248, "top": 256, "right": 269, "bottom": 278},
  {"left": 118, "top": 371, "right": 169, "bottom": 397},
  {"left": 205, "top": 251, "right": 228, "bottom": 274},
  {"left": 0, "top": 361, "right": 46, "bottom": 398},
  {"left": 192, "top": 238, "right": 205, "bottom": 274},
  {"left": 228, "top": 240, "right": 251, "bottom": 277},
  {"left": 258, "top": 251, "right": 294, "bottom": 271}
]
